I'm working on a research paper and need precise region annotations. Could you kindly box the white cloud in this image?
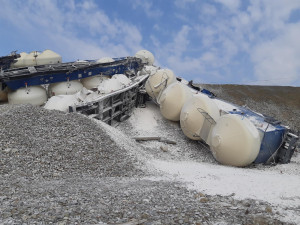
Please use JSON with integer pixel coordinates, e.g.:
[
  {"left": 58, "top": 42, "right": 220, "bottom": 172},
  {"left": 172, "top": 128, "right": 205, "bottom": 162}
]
[
  {"left": 174, "top": 13, "right": 190, "bottom": 23},
  {"left": 214, "top": 0, "right": 240, "bottom": 11},
  {"left": 1, "top": 0, "right": 300, "bottom": 86},
  {"left": 189, "top": 0, "right": 300, "bottom": 85},
  {"left": 167, "top": 56, "right": 205, "bottom": 77},
  {"left": 251, "top": 23, "right": 300, "bottom": 86},
  {"left": 78, "top": 0, "right": 97, "bottom": 10},
  {"left": 175, "top": 0, "right": 196, "bottom": 9},
  {"left": 150, "top": 25, "right": 205, "bottom": 76},
  {"left": 246, "top": 1, "right": 300, "bottom": 85},
  {"left": 0, "top": 0, "right": 143, "bottom": 60},
  {"left": 201, "top": 3, "right": 217, "bottom": 16},
  {"left": 151, "top": 25, "right": 227, "bottom": 83},
  {"left": 130, "top": 0, "right": 163, "bottom": 18},
  {"left": 171, "top": 25, "right": 191, "bottom": 56},
  {"left": 116, "top": 20, "right": 143, "bottom": 53},
  {"left": 170, "top": 0, "right": 300, "bottom": 85},
  {"left": 201, "top": 52, "right": 217, "bottom": 63}
]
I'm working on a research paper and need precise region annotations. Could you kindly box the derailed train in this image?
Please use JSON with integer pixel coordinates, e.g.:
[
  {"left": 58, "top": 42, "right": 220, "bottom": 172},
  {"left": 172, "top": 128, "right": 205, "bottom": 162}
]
[{"left": 0, "top": 50, "right": 298, "bottom": 167}]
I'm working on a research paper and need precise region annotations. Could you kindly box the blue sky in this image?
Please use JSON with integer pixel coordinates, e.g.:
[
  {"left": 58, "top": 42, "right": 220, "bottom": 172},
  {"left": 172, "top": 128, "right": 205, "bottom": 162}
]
[{"left": 0, "top": 0, "right": 300, "bottom": 86}]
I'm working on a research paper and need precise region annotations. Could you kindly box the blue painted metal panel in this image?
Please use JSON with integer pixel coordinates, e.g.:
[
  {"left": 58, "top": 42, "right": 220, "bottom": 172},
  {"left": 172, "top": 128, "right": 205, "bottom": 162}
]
[
  {"left": 255, "top": 128, "right": 286, "bottom": 163},
  {"left": 201, "top": 89, "right": 216, "bottom": 98},
  {"left": 1, "top": 57, "right": 142, "bottom": 90},
  {"left": 5, "top": 64, "right": 127, "bottom": 90}
]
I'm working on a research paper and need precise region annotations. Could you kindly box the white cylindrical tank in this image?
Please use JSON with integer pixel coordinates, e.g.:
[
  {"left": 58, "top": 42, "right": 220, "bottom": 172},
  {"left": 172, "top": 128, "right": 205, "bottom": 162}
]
[
  {"left": 209, "top": 114, "right": 261, "bottom": 167},
  {"left": 0, "top": 83, "right": 8, "bottom": 102},
  {"left": 37, "top": 49, "right": 62, "bottom": 65},
  {"left": 97, "top": 57, "right": 114, "bottom": 63},
  {"left": 81, "top": 75, "right": 110, "bottom": 90},
  {"left": 180, "top": 94, "right": 220, "bottom": 141},
  {"left": 135, "top": 50, "right": 155, "bottom": 65},
  {"left": 23, "top": 51, "right": 40, "bottom": 67},
  {"left": 8, "top": 86, "right": 47, "bottom": 106},
  {"left": 10, "top": 52, "right": 28, "bottom": 68},
  {"left": 145, "top": 69, "right": 176, "bottom": 99},
  {"left": 158, "top": 82, "right": 192, "bottom": 121},
  {"left": 48, "top": 80, "right": 83, "bottom": 97}
]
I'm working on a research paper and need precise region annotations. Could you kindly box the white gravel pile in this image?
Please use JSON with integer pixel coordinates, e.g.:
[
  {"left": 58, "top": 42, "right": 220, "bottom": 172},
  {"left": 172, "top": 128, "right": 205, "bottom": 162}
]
[
  {"left": 0, "top": 104, "right": 296, "bottom": 225},
  {"left": 118, "top": 102, "right": 216, "bottom": 163},
  {"left": 117, "top": 101, "right": 300, "bottom": 225},
  {"left": 0, "top": 104, "right": 145, "bottom": 179}
]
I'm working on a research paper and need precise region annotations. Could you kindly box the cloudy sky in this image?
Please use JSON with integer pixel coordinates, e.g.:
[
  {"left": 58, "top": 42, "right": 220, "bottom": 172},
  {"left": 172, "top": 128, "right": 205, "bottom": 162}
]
[{"left": 0, "top": 0, "right": 299, "bottom": 86}]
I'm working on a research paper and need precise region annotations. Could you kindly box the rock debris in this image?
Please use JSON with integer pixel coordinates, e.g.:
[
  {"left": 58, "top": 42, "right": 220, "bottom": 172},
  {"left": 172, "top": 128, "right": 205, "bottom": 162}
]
[{"left": 0, "top": 104, "right": 294, "bottom": 224}]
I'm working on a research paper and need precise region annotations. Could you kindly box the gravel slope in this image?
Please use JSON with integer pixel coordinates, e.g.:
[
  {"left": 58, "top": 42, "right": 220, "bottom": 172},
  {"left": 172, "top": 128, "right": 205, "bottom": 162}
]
[
  {"left": 201, "top": 84, "right": 300, "bottom": 133},
  {"left": 0, "top": 105, "right": 145, "bottom": 179},
  {"left": 0, "top": 103, "right": 296, "bottom": 224}
]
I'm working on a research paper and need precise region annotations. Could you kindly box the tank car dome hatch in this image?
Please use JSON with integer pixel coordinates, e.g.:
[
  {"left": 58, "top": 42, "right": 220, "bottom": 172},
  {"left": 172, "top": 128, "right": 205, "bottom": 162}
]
[
  {"left": 158, "top": 82, "right": 192, "bottom": 121},
  {"left": 10, "top": 52, "right": 28, "bottom": 68},
  {"left": 96, "top": 57, "right": 114, "bottom": 63},
  {"left": 8, "top": 86, "right": 47, "bottom": 106},
  {"left": 209, "top": 114, "right": 261, "bottom": 167},
  {"left": 180, "top": 94, "right": 220, "bottom": 141},
  {"left": 37, "top": 50, "right": 62, "bottom": 65},
  {"left": 48, "top": 80, "right": 83, "bottom": 97},
  {"left": 0, "top": 83, "right": 8, "bottom": 102},
  {"left": 145, "top": 69, "right": 176, "bottom": 99},
  {"left": 135, "top": 50, "right": 154, "bottom": 65},
  {"left": 23, "top": 51, "right": 41, "bottom": 67},
  {"left": 81, "top": 75, "right": 110, "bottom": 90}
]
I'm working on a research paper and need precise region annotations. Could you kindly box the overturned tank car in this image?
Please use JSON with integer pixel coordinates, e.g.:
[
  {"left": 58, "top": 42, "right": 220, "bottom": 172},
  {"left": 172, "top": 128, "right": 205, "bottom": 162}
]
[{"left": 0, "top": 49, "right": 298, "bottom": 167}]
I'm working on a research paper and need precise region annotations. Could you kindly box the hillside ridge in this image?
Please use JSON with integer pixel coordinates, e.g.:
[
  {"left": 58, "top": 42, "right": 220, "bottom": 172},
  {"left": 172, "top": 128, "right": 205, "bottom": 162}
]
[{"left": 201, "top": 84, "right": 300, "bottom": 132}]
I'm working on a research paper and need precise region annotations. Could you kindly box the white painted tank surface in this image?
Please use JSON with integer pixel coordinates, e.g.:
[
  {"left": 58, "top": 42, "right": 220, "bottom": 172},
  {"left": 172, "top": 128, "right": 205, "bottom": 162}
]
[
  {"left": 145, "top": 69, "right": 176, "bottom": 99},
  {"left": 158, "top": 82, "right": 192, "bottom": 121},
  {"left": 209, "top": 114, "right": 261, "bottom": 167},
  {"left": 96, "top": 57, "right": 114, "bottom": 63},
  {"left": 37, "top": 49, "right": 62, "bottom": 65},
  {"left": 11, "top": 50, "right": 62, "bottom": 68},
  {"left": 48, "top": 80, "right": 83, "bottom": 97},
  {"left": 0, "top": 83, "right": 8, "bottom": 102},
  {"left": 23, "top": 51, "right": 40, "bottom": 67},
  {"left": 10, "top": 52, "right": 28, "bottom": 68},
  {"left": 81, "top": 75, "right": 110, "bottom": 90},
  {"left": 135, "top": 50, "right": 155, "bottom": 65},
  {"left": 8, "top": 86, "right": 47, "bottom": 106},
  {"left": 180, "top": 94, "right": 220, "bottom": 141}
]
